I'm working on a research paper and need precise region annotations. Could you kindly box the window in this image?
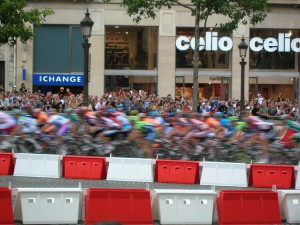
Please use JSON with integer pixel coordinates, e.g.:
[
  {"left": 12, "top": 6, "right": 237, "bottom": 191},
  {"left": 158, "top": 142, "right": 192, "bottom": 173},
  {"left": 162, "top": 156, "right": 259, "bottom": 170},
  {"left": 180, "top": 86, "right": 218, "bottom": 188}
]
[
  {"left": 176, "top": 28, "right": 230, "bottom": 69},
  {"left": 34, "top": 25, "right": 84, "bottom": 73},
  {"left": 105, "top": 26, "right": 158, "bottom": 70},
  {"left": 249, "top": 29, "right": 298, "bottom": 70}
]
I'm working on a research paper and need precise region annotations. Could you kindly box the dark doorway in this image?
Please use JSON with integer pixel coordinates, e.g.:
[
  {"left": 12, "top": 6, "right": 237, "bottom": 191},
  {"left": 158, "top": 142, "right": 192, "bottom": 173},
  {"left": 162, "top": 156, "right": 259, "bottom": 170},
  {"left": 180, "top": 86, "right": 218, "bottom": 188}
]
[{"left": 0, "top": 61, "right": 5, "bottom": 89}]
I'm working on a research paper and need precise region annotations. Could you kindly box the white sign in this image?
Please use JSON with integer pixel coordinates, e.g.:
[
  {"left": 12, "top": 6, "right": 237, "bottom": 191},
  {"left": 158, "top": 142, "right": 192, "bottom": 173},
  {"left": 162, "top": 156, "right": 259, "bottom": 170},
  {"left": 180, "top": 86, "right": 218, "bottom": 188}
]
[{"left": 176, "top": 32, "right": 300, "bottom": 52}]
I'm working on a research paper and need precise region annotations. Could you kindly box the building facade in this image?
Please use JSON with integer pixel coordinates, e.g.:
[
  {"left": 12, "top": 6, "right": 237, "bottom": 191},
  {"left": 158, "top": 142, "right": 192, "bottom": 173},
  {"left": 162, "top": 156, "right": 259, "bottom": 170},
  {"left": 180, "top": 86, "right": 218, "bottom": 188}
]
[{"left": 1, "top": 0, "right": 299, "bottom": 102}]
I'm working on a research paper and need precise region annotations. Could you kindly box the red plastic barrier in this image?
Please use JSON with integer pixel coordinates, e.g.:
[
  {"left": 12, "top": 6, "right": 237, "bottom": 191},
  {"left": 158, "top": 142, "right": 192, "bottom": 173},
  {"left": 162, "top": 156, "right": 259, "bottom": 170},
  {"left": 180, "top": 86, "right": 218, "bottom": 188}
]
[
  {"left": 0, "top": 153, "right": 14, "bottom": 175},
  {"left": 85, "top": 188, "right": 153, "bottom": 225},
  {"left": 249, "top": 164, "right": 295, "bottom": 189},
  {"left": 217, "top": 190, "right": 282, "bottom": 225},
  {"left": 63, "top": 155, "right": 107, "bottom": 180},
  {"left": 155, "top": 159, "right": 200, "bottom": 184},
  {"left": 0, "top": 187, "right": 14, "bottom": 225}
]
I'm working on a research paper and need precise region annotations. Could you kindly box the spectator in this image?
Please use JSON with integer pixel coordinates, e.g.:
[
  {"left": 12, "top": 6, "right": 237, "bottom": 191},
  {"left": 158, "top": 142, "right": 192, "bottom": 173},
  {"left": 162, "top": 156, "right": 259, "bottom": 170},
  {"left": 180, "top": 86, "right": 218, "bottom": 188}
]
[
  {"left": 257, "top": 94, "right": 264, "bottom": 105},
  {"left": 211, "top": 96, "right": 220, "bottom": 108},
  {"left": 52, "top": 98, "right": 63, "bottom": 113},
  {"left": 218, "top": 100, "right": 227, "bottom": 116},
  {"left": 105, "top": 95, "right": 116, "bottom": 109},
  {"left": 258, "top": 100, "right": 269, "bottom": 119},
  {"left": 19, "top": 83, "right": 27, "bottom": 94},
  {"left": 58, "top": 87, "right": 65, "bottom": 99},
  {"left": 182, "top": 102, "right": 191, "bottom": 112},
  {"left": 115, "top": 98, "right": 124, "bottom": 112},
  {"left": 95, "top": 97, "right": 106, "bottom": 111},
  {"left": 66, "top": 88, "right": 72, "bottom": 96},
  {"left": 268, "top": 102, "right": 277, "bottom": 118},
  {"left": 43, "top": 99, "right": 52, "bottom": 111},
  {"left": 251, "top": 103, "right": 260, "bottom": 116},
  {"left": 0, "top": 94, "right": 10, "bottom": 110},
  {"left": 10, "top": 97, "right": 21, "bottom": 109},
  {"left": 227, "top": 104, "right": 235, "bottom": 117},
  {"left": 122, "top": 96, "right": 132, "bottom": 112}
]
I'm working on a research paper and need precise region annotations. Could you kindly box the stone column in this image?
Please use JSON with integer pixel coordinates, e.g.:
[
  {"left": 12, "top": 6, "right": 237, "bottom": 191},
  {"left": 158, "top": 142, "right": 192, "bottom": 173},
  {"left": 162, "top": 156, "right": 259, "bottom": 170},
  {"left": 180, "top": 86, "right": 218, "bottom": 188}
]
[
  {"left": 89, "top": 8, "right": 105, "bottom": 98},
  {"left": 157, "top": 10, "right": 176, "bottom": 98}
]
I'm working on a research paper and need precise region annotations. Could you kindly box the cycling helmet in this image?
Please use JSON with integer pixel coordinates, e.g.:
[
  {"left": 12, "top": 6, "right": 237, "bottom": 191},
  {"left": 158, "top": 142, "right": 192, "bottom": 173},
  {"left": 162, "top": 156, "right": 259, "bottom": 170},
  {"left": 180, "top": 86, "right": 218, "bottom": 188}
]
[
  {"left": 279, "top": 114, "right": 289, "bottom": 120},
  {"left": 203, "top": 112, "right": 211, "bottom": 117},
  {"left": 69, "top": 113, "right": 81, "bottom": 122},
  {"left": 64, "top": 108, "right": 73, "bottom": 114},
  {"left": 138, "top": 113, "right": 147, "bottom": 118},
  {"left": 13, "top": 109, "right": 22, "bottom": 115},
  {"left": 46, "top": 109, "right": 57, "bottom": 114},
  {"left": 129, "top": 110, "right": 139, "bottom": 115},
  {"left": 228, "top": 116, "right": 239, "bottom": 121},
  {"left": 88, "top": 118, "right": 98, "bottom": 125},
  {"left": 148, "top": 111, "right": 158, "bottom": 117},
  {"left": 214, "top": 112, "right": 224, "bottom": 118},
  {"left": 207, "top": 132, "right": 216, "bottom": 139}
]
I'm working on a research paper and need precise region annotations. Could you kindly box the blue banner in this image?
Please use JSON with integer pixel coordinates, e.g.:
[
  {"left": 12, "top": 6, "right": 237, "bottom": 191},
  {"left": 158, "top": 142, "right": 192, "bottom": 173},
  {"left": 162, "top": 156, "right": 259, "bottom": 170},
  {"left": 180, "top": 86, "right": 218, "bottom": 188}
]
[
  {"left": 33, "top": 73, "right": 84, "bottom": 86},
  {"left": 22, "top": 69, "right": 26, "bottom": 80}
]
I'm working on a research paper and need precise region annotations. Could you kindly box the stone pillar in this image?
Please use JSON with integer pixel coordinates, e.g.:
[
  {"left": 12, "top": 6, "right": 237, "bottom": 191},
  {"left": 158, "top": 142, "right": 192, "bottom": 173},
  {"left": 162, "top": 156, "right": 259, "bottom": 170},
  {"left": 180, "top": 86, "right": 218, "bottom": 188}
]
[
  {"left": 231, "top": 24, "right": 249, "bottom": 102},
  {"left": 157, "top": 10, "right": 176, "bottom": 98},
  {"left": 89, "top": 8, "right": 105, "bottom": 98}
]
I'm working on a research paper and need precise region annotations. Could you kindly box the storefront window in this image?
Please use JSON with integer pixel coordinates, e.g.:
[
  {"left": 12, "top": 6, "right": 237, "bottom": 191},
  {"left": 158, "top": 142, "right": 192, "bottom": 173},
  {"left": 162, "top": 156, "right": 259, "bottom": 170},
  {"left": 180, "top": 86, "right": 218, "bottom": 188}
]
[
  {"left": 176, "top": 28, "right": 230, "bottom": 69},
  {"left": 250, "top": 29, "right": 298, "bottom": 70},
  {"left": 104, "top": 75, "right": 157, "bottom": 95},
  {"left": 34, "top": 25, "right": 83, "bottom": 73},
  {"left": 105, "top": 26, "right": 158, "bottom": 70}
]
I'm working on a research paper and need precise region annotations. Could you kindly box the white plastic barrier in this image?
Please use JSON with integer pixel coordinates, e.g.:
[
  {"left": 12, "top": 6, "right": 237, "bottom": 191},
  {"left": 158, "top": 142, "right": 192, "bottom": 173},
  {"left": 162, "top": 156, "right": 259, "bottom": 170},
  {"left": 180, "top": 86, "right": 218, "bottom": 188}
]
[
  {"left": 107, "top": 156, "right": 154, "bottom": 182},
  {"left": 200, "top": 161, "right": 248, "bottom": 187},
  {"left": 151, "top": 189, "right": 216, "bottom": 225},
  {"left": 13, "top": 153, "right": 61, "bottom": 178},
  {"left": 13, "top": 188, "right": 83, "bottom": 224},
  {"left": 296, "top": 165, "right": 300, "bottom": 189},
  {"left": 278, "top": 190, "right": 300, "bottom": 223}
]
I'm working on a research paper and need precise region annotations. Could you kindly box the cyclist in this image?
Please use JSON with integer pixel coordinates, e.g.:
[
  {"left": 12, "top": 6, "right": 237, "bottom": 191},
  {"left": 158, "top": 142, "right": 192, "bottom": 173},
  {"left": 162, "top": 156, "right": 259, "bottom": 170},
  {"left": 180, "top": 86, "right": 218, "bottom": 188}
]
[{"left": 0, "top": 111, "right": 18, "bottom": 135}]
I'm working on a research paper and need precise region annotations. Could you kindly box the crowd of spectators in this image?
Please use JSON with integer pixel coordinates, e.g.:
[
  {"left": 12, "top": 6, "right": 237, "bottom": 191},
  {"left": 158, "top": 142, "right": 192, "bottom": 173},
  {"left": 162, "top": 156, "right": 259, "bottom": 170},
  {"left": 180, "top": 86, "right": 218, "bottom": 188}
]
[{"left": 0, "top": 83, "right": 298, "bottom": 120}]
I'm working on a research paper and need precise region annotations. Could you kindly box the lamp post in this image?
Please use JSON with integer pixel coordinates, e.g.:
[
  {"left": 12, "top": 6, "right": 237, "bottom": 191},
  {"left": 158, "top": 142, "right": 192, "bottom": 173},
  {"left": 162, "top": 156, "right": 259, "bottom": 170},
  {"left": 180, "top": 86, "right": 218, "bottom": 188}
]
[
  {"left": 80, "top": 9, "right": 94, "bottom": 105},
  {"left": 238, "top": 36, "right": 248, "bottom": 111}
]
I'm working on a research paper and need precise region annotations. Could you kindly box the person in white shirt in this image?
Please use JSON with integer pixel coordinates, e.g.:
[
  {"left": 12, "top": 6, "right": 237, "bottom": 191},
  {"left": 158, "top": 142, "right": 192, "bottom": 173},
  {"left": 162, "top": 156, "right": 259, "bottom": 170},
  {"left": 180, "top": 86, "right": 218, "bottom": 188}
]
[
  {"left": 257, "top": 94, "right": 264, "bottom": 105},
  {"left": 0, "top": 94, "right": 10, "bottom": 110},
  {"left": 95, "top": 97, "right": 107, "bottom": 110}
]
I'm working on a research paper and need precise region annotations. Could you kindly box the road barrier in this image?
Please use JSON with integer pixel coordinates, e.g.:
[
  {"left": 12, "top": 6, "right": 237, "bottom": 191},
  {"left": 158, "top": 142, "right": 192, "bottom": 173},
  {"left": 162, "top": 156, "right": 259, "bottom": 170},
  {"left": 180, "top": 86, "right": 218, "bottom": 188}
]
[
  {"left": 0, "top": 187, "right": 14, "bottom": 225},
  {"left": 107, "top": 156, "right": 154, "bottom": 182},
  {"left": 278, "top": 190, "right": 300, "bottom": 223},
  {"left": 13, "top": 187, "right": 83, "bottom": 224},
  {"left": 13, "top": 153, "right": 60, "bottom": 178},
  {"left": 249, "top": 164, "right": 295, "bottom": 189},
  {"left": 85, "top": 188, "right": 153, "bottom": 225},
  {"left": 62, "top": 155, "right": 107, "bottom": 180},
  {"left": 155, "top": 160, "right": 200, "bottom": 184},
  {"left": 217, "top": 190, "right": 282, "bottom": 225},
  {"left": 151, "top": 189, "right": 216, "bottom": 224},
  {"left": 0, "top": 153, "right": 14, "bottom": 175},
  {"left": 200, "top": 161, "right": 248, "bottom": 187},
  {"left": 295, "top": 164, "right": 300, "bottom": 189}
]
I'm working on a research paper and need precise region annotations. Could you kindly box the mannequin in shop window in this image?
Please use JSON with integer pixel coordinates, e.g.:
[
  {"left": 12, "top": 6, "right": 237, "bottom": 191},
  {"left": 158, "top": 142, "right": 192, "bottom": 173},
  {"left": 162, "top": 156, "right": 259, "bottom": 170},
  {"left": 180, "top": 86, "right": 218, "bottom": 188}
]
[{"left": 135, "top": 37, "right": 147, "bottom": 69}]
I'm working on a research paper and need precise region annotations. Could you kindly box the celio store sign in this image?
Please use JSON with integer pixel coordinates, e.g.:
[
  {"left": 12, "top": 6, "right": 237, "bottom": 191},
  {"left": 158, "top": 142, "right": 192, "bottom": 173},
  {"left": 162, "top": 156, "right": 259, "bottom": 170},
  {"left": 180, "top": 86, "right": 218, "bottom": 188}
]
[{"left": 176, "top": 32, "right": 300, "bottom": 52}]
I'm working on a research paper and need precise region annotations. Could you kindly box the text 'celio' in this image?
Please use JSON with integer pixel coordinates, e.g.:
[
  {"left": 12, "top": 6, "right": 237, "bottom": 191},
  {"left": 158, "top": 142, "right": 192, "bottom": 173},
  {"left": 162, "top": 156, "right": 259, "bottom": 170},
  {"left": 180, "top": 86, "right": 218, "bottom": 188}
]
[{"left": 176, "top": 32, "right": 300, "bottom": 52}]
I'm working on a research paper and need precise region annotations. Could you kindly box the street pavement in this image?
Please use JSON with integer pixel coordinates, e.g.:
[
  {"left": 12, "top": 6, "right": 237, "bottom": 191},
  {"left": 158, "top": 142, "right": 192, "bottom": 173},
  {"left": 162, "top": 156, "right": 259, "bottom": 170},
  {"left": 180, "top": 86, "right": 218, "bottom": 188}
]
[{"left": 1, "top": 173, "right": 270, "bottom": 225}]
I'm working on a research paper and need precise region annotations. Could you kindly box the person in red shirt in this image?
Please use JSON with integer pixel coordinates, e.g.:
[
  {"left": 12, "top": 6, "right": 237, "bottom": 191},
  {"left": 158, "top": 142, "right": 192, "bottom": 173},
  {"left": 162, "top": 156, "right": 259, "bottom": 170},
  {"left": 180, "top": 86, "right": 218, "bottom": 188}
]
[{"left": 182, "top": 102, "right": 191, "bottom": 112}]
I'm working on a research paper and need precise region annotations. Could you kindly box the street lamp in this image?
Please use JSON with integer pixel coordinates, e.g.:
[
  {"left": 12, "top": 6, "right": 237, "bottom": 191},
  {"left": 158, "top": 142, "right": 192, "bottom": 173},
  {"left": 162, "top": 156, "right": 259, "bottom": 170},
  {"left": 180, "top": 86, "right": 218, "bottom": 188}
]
[
  {"left": 80, "top": 9, "right": 94, "bottom": 106},
  {"left": 238, "top": 36, "right": 248, "bottom": 111}
]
